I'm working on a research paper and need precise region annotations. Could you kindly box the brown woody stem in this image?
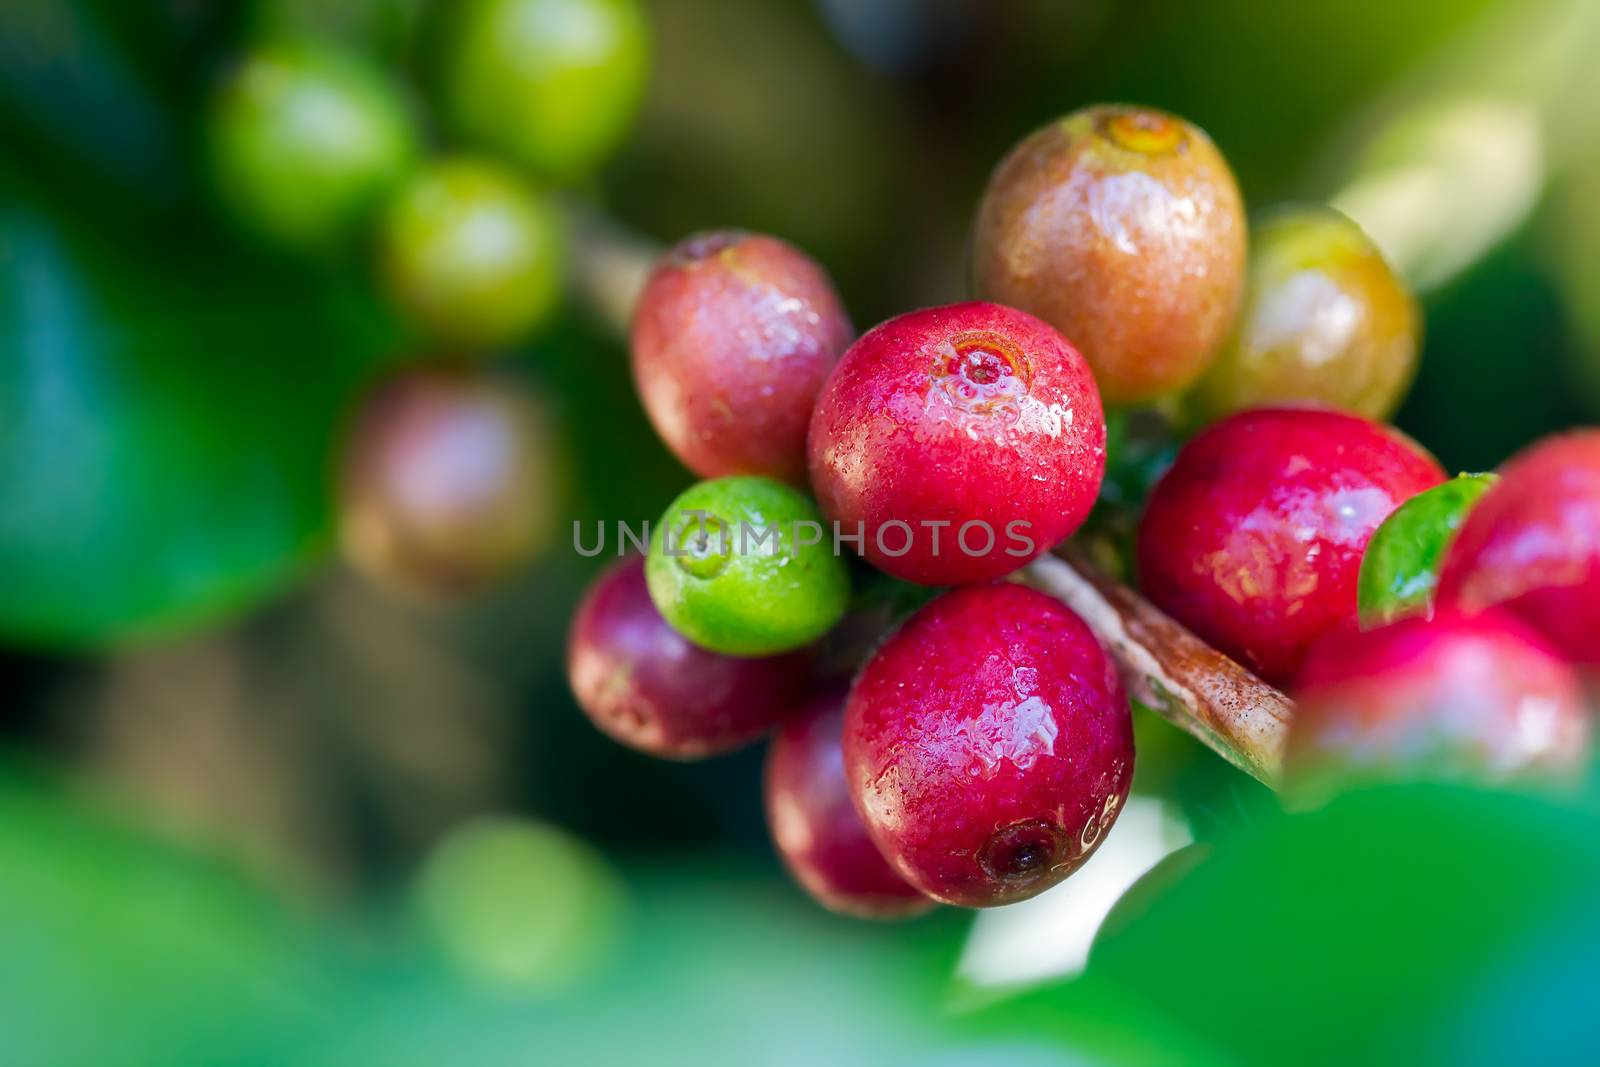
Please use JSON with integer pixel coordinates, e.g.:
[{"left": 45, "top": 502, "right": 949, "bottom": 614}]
[{"left": 1023, "top": 545, "right": 1292, "bottom": 787}]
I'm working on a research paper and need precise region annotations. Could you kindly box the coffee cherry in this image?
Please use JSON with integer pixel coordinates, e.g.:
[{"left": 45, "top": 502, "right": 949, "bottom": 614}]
[
  {"left": 808, "top": 302, "right": 1105, "bottom": 585},
  {"left": 1358, "top": 472, "right": 1497, "bottom": 627},
  {"left": 764, "top": 688, "right": 935, "bottom": 918},
  {"left": 1189, "top": 206, "right": 1420, "bottom": 423},
  {"left": 567, "top": 557, "right": 813, "bottom": 759},
  {"left": 843, "top": 583, "right": 1133, "bottom": 908},
  {"left": 971, "top": 105, "right": 1246, "bottom": 405},
  {"left": 339, "top": 369, "right": 555, "bottom": 596},
  {"left": 1437, "top": 430, "right": 1600, "bottom": 667},
  {"left": 1289, "top": 611, "right": 1591, "bottom": 791},
  {"left": 378, "top": 158, "right": 565, "bottom": 349},
  {"left": 208, "top": 40, "right": 418, "bottom": 249},
  {"left": 645, "top": 476, "right": 849, "bottom": 657},
  {"left": 631, "top": 231, "right": 853, "bottom": 483},
  {"left": 436, "top": 0, "right": 650, "bottom": 182},
  {"left": 1136, "top": 407, "right": 1445, "bottom": 685}
]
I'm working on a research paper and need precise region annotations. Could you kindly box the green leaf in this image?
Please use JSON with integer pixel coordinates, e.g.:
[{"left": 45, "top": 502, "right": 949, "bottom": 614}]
[
  {"left": 987, "top": 784, "right": 1600, "bottom": 1067},
  {"left": 0, "top": 757, "right": 325, "bottom": 1067},
  {"left": 0, "top": 171, "right": 404, "bottom": 646}
]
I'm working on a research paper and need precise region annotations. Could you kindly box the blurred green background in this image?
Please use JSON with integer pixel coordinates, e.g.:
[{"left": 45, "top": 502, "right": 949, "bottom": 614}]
[{"left": 4, "top": 1, "right": 1600, "bottom": 1064}]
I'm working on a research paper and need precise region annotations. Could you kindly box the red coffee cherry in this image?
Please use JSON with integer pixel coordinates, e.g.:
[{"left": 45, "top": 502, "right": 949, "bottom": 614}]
[
  {"left": 808, "top": 302, "right": 1105, "bottom": 585},
  {"left": 764, "top": 688, "right": 935, "bottom": 919},
  {"left": 843, "top": 583, "right": 1133, "bottom": 908},
  {"left": 1437, "top": 430, "right": 1600, "bottom": 668},
  {"left": 631, "top": 231, "right": 853, "bottom": 484},
  {"left": 1290, "top": 610, "right": 1591, "bottom": 789},
  {"left": 1136, "top": 407, "right": 1445, "bottom": 685},
  {"left": 567, "top": 557, "right": 813, "bottom": 759}
]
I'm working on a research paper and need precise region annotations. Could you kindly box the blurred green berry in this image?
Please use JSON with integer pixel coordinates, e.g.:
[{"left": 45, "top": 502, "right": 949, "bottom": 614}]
[
  {"left": 1358, "top": 472, "right": 1498, "bottom": 627},
  {"left": 377, "top": 158, "right": 565, "bottom": 349},
  {"left": 436, "top": 0, "right": 651, "bottom": 183},
  {"left": 413, "top": 816, "right": 626, "bottom": 992},
  {"left": 208, "top": 39, "right": 417, "bottom": 249},
  {"left": 646, "top": 477, "right": 849, "bottom": 657}
]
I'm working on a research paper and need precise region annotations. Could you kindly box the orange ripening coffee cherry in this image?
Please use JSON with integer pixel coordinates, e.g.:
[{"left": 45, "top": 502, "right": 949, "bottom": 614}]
[{"left": 972, "top": 104, "right": 1247, "bottom": 405}]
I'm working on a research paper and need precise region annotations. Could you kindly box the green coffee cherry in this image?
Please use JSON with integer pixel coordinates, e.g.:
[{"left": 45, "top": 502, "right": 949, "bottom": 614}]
[
  {"left": 377, "top": 158, "right": 565, "bottom": 349},
  {"left": 1358, "top": 472, "right": 1498, "bottom": 626},
  {"left": 208, "top": 40, "right": 417, "bottom": 249},
  {"left": 646, "top": 477, "right": 849, "bottom": 656},
  {"left": 436, "top": 0, "right": 651, "bottom": 182}
]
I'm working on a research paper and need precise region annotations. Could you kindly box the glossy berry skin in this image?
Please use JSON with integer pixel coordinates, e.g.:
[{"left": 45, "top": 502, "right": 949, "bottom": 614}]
[
  {"left": 339, "top": 370, "right": 554, "bottom": 596},
  {"left": 378, "top": 158, "right": 564, "bottom": 349},
  {"left": 1438, "top": 430, "right": 1600, "bottom": 667},
  {"left": 646, "top": 477, "right": 849, "bottom": 657},
  {"left": 972, "top": 105, "right": 1246, "bottom": 405},
  {"left": 843, "top": 583, "right": 1133, "bottom": 908},
  {"left": 567, "top": 557, "right": 813, "bottom": 759},
  {"left": 436, "top": 0, "right": 650, "bottom": 182},
  {"left": 1137, "top": 407, "right": 1445, "bottom": 685},
  {"left": 209, "top": 40, "right": 417, "bottom": 249},
  {"left": 632, "top": 232, "right": 853, "bottom": 483},
  {"left": 1190, "top": 206, "right": 1420, "bottom": 423},
  {"left": 1358, "top": 472, "right": 1497, "bottom": 627},
  {"left": 765, "top": 688, "right": 935, "bottom": 918},
  {"left": 808, "top": 302, "right": 1105, "bottom": 585},
  {"left": 1289, "top": 611, "right": 1591, "bottom": 791}
]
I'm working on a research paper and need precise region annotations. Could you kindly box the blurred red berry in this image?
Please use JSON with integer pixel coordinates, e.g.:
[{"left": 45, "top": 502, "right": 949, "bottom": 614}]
[
  {"left": 1437, "top": 430, "right": 1600, "bottom": 668},
  {"left": 764, "top": 688, "right": 935, "bottom": 919},
  {"left": 567, "top": 557, "right": 813, "bottom": 759},
  {"left": 340, "top": 370, "right": 556, "bottom": 597},
  {"left": 1290, "top": 611, "right": 1592, "bottom": 789}
]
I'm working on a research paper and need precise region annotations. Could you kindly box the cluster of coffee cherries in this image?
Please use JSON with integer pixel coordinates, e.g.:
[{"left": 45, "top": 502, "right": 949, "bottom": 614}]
[
  {"left": 567, "top": 102, "right": 1600, "bottom": 918},
  {"left": 206, "top": 0, "right": 648, "bottom": 596}
]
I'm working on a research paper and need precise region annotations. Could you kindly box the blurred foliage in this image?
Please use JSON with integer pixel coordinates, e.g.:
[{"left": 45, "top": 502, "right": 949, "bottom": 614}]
[
  {"left": 0, "top": 169, "right": 404, "bottom": 645},
  {"left": 10, "top": 755, "right": 1600, "bottom": 1066}
]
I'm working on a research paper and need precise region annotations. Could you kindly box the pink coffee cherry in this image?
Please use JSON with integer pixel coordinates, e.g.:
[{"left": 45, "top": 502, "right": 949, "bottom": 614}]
[
  {"left": 764, "top": 687, "right": 935, "bottom": 919},
  {"left": 1290, "top": 610, "right": 1592, "bottom": 789},
  {"left": 1437, "top": 430, "right": 1600, "bottom": 668},
  {"left": 808, "top": 302, "right": 1106, "bottom": 585},
  {"left": 631, "top": 230, "right": 853, "bottom": 484},
  {"left": 843, "top": 583, "right": 1133, "bottom": 908},
  {"left": 1137, "top": 406, "right": 1445, "bottom": 685},
  {"left": 567, "top": 557, "right": 813, "bottom": 759}
]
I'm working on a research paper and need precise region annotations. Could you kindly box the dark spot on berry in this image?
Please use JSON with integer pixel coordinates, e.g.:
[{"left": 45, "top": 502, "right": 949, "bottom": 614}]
[{"left": 978, "top": 819, "right": 1066, "bottom": 883}]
